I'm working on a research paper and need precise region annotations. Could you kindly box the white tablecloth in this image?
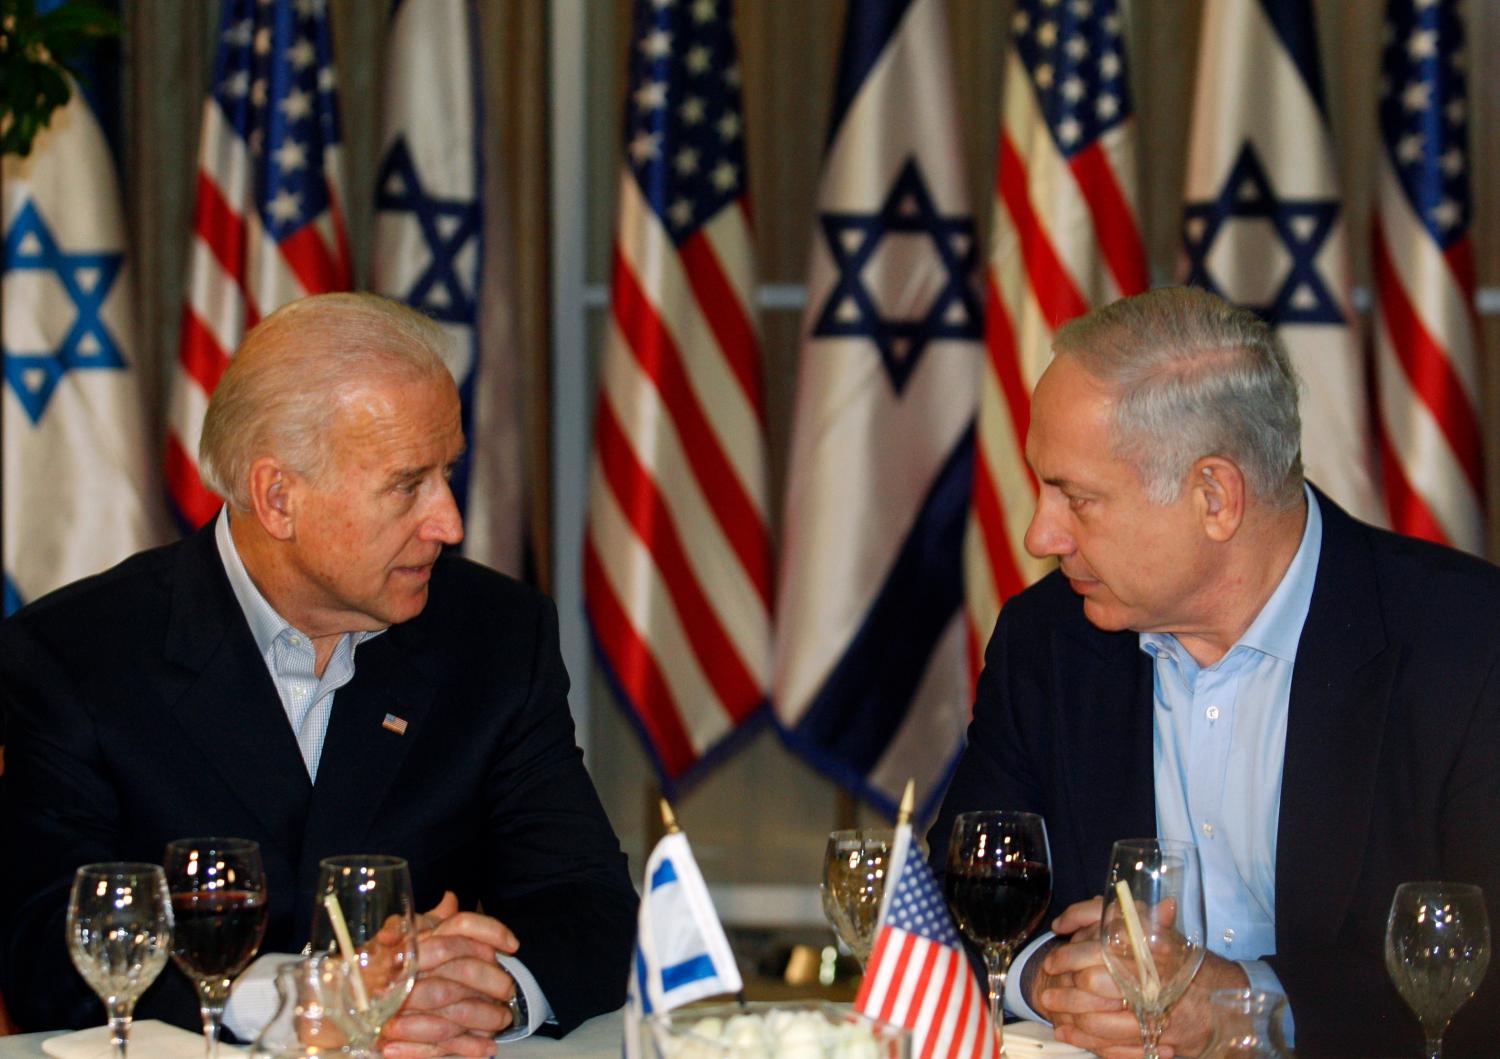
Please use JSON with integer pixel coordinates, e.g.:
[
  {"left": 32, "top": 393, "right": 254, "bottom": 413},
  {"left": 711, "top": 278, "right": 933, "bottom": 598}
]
[{"left": 0, "top": 1009, "right": 624, "bottom": 1059}]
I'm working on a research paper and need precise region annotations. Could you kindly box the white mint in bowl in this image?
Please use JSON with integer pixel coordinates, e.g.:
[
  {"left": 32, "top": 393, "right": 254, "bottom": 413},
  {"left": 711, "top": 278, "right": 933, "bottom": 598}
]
[{"left": 641, "top": 1001, "right": 909, "bottom": 1059}]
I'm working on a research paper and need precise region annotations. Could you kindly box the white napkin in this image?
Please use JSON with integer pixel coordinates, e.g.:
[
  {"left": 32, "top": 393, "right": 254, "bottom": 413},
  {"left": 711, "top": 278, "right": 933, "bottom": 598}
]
[
  {"left": 42, "top": 1020, "right": 247, "bottom": 1058},
  {"left": 1002, "top": 1018, "right": 1094, "bottom": 1057}
]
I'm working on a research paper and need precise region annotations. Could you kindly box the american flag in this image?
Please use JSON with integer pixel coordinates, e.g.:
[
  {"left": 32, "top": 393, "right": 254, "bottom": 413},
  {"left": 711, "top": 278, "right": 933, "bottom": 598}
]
[
  {"left": 1370, "top": 0, "right": 1484, "bottom": 551},
  {"left": 964, "top": 0, "right": 1147, "bottom": 677},
  {"left": 855, "top": 823, "right": 999, "bottom": 1059},
  {"left": 166, "top": 0, "right": 352, "bottom": 528},
  {"left": 584, "top": 0, "right": 771, "bottom": 786}
]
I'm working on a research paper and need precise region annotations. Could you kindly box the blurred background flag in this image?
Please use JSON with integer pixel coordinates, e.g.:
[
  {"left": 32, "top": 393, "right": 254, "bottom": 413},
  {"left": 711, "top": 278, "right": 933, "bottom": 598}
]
[
  {"left": 166, "top": 0, "right": 352, "bottom": 529},
  {"left": 623, "top": 825, "right": 743, "bottom": 1059},
  {"left": 1181, "top": 0, "right": 1382, "bottom": 524},
  {"left": 371, "top": 0, "right": 524, "bottom": 574},
  {"left": 2, "top": 0, "right": 165, "bottom": 615},
  {"left": 584, "top": 0, "right": 772, "bottom": 788},
  {"left": 854, "top": 816, "right": 999, "bottom": 1059},
  {"left": 774, "top": 0, "right": 981, "bottom": 820},
  {"left": 1370, "top": 0, "right": 1484, "bottom": 552},
  {"left": 964, "top": 0, "right": 1148, "bottom": 678}
]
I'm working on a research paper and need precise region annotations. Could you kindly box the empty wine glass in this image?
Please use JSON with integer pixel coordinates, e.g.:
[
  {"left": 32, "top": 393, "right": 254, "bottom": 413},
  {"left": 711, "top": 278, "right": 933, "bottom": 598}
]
[
  {"left": 165, "top": 838, "right": 269, "bottom": 1058},
  {"left": 67, "top": 863, "right": 174, "bottom": 1058},
  {"left": 820, "top": 830, "right": 894, "bottom": 968},
  {"left": 309, "top": 855, "right": 417, "bottom": 1056},
  {"left": 1385, "top": 881, "right": 1491, "bottom": 1059},
  {"left": 1100, "top": 839, "right": 1206, "bottom": 1059},
  {"left": 944, "top": 810, "right": 1052, "bottom": 1057}
]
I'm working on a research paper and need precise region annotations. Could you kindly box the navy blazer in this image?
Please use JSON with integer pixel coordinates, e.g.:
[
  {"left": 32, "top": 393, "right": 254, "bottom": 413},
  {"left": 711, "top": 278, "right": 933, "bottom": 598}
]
[
  {"left": 931, "top": 489, "right": 1500, "bottom": 1057},
  {"left": 0, "top": 523, "right": 637, "bottom": 1036}
]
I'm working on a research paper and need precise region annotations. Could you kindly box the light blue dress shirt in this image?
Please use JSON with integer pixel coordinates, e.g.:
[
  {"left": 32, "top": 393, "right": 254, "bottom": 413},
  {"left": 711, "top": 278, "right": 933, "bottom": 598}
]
[
  {"left": 1007, "top": 488, "right": 1321, "bottom": 1037},
  {"left": 214, "top": 510, "right": 553, "bottom": 1040},
  {"left": 1142, "top": 486, "right": 1320, "bottom": 1032}
]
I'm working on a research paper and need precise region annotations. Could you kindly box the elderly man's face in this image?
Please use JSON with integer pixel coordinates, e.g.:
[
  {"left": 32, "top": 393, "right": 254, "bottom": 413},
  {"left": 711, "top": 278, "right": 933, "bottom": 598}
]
[
  {"left": 1022, "top": 355, "right": 1217, "bottom": 635},
  {"left": 283, "top": 375, "right": 465, "bottom": 633}
]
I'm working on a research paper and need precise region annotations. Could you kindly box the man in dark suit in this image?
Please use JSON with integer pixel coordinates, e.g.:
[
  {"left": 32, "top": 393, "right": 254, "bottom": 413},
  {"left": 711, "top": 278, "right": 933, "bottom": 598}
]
[
  {"left": 932, "top": 287, "right": 1500, "bottom": 1058},
  {"left": 0, "top": 293, "right": 637, "bottom": 1056}
]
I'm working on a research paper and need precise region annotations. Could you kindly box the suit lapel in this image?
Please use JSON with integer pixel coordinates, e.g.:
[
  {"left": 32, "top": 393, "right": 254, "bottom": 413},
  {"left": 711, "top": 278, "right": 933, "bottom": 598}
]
[
  {"left": 299, "top": 625, "right": 437, "bottom": 874},
  {"left": 163, "top": 525, "right": 312, "bottom": 860},
  {"left": 1057, "top": 619, "right": 1157, "bottom": 884},
  {"left": 1276, "top": 491, "right": 1395, "bottom": 949}
]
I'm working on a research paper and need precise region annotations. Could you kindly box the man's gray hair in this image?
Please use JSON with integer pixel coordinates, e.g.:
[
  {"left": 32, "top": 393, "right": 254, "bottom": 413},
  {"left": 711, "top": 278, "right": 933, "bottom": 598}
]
[
  {"left": 199, "top": 292, "right": 453, "bottom": 510},
  {"left": 1053, "top": 286, "right": 1304, "bottom": 508}
]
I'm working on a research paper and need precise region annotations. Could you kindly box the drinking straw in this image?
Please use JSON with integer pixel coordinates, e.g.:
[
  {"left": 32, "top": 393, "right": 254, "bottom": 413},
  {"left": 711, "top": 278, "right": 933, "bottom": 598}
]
[
  {"left": 323, "top": 893, "right": 371, "bottom": 1012},
  {"left": 1113, "top": 879, "right": 1161, "bottom": 1004}
]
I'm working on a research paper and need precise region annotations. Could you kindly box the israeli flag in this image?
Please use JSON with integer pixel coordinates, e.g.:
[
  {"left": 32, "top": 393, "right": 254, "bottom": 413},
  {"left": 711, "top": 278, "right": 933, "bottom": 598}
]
[{"left": 623, "top": 832, "right": 742, "bottom": 1058}]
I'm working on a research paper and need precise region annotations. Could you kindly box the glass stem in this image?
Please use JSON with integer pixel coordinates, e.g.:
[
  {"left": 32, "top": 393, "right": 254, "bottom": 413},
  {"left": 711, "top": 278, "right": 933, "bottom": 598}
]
[
  {"left": 983, "top": 947, "right": 1011, "bottom": 1054},
  {"left": 105, "top": 1003, "right": 132, "bottom": 1059},
  {"left": 1137, "top": 1008, "right": 1167, "bottom": 1059},
  {"left": 198, "top": 978, "right": 229, "bottom": 1059},
  {"left": 1424, "top": 1034, "right": 1443, "bottom": 1059}
]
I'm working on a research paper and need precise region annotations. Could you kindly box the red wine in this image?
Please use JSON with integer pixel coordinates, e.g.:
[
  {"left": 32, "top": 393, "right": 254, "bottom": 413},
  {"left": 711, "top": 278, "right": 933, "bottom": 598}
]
[
  {"left": 945, "top": 863, "right": 1052, "bottom": 949},
  {"left": 170, "top": 890, "right": 268, "bottom": 980}
]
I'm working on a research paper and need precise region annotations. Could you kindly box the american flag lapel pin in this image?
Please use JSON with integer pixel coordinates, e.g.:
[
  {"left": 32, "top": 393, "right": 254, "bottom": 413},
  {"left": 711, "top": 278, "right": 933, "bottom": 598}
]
[{"left": 382, "top": 713, "right": 409, "bottom": 736}]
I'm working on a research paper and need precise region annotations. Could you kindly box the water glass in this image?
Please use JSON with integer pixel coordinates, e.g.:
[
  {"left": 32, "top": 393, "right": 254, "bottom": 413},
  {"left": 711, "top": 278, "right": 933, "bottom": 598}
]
[{"left": 1385, "top": 881, "right": 1490, "bottom": 1059}]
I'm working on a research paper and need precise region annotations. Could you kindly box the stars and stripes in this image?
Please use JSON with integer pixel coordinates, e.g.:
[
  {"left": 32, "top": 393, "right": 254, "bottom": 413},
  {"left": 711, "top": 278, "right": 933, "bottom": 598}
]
[
  {"left": 167, "top": 0, "right": 352, "bottom": 528},
  {"left": 585, "top": 0, "right": 771, "bottom": 787},
  {"left": 1181, "top": 0, "right": 1382, "bottom": 525},
  {"left": 965, "top": 0, "right": 1147, "bottom": 679},
  {"left": 3, "top": 0, "right": 164, "bottom": 613},
  {"left": 1370, "top": 0, "right": 1483, "bottom": 551},
  {"left": 855, "top": 821, "right": 999, "bottom": 1059},
  {"left": 371, "top": 0, "right": 524, "bottom": 574},
  {"left": 774, "top": 0, "right": 982, "bottom": 821}
]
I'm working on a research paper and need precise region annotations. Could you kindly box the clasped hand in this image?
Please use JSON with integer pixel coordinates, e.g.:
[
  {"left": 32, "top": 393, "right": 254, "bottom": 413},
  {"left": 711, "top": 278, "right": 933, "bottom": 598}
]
[
  {"left": 1031, "top": 897, "right": 1248, "bottom": 1059},
  {"left": 376, "top": 891, "right": 523, "bottom": 1058}
]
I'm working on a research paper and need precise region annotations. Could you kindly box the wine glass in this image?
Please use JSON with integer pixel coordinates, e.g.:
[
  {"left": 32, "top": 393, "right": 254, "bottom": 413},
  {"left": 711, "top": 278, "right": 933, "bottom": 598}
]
[
  {"left": 164, "top": 838, "right": 269, "bottom": 1058},
  {"left": 821, "top": 829, "right": 894, "bottom": 968},
  {"left": 1100, "top": 839, "right": 1207, "bottom": 1059},
  {"left": 1385, "top": 881, "right": 1491, "bottom": 1059},
  {"left": 309, "top": 855, "right": 418, "bottom": 1056},
  {"left": 944, "top": 810, "right": 1052, "bottom": 1054},
  {"left": 67, "top": 863, "right": 174, "bottom": 1058}
]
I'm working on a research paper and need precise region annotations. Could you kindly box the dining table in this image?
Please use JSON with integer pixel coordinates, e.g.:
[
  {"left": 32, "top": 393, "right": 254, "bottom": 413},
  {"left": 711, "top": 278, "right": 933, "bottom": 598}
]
[{"left": 0, "top": 1008, "right": 625, "bottom": 1058}]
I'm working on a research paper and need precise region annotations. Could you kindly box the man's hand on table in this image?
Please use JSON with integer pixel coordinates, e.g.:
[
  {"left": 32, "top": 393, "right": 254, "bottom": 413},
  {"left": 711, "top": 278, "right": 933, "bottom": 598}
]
[
  {"left": 1029, "top": 897, "right": 1249, "bottom": 1059},
  {"left": 380, "top": 891, "right": 522, "bottom": 1059}
]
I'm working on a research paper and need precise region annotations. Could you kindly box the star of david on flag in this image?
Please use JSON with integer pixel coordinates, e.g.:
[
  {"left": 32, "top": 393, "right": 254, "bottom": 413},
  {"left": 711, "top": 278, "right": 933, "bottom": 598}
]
[
  {"left": 3, "top": 0, "right": 163, "bottom": 614},
  {"left": 855, "top": 821, "right": 999, "bottom": 1059},
  {"left": 775, "top": 0, "right": 980, "bottom": 822},
  {"left": 624, "top": 830, "right": 742, "bottom": 1059},
  {"left": 1180, "top": 0, "right": 1382, "bottom": 525},
  {"left": 371, "top": 0, "right": 525, "bottom": 575},
  {"left": 812, "top": 158, "right": 981, "bottom": 395}
]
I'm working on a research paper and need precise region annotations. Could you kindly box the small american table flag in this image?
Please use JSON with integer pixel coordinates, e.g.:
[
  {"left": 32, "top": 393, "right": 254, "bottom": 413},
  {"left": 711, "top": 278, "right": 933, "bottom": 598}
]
[{"left": 855, "top": 824, "right": 999, "bottom": 1059}]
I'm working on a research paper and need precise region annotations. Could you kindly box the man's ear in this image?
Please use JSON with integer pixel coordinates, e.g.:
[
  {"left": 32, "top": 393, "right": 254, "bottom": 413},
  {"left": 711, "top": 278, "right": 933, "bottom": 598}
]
[
  {"left": 246, "top": 456, "right": 297, "bottom": 541},
  {"left": 1192, "top": 457, "right": 1245, "bottom": 543}
]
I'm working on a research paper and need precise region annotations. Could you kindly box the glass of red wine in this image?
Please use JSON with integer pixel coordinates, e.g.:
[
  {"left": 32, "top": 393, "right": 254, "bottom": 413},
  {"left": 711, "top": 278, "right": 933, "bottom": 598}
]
[
  {"left": 944, "top": 810, "right": 1052, "bottom": 1054},
  {"left": 164, "top": 837, "right": 269, "bottom": 1058}
]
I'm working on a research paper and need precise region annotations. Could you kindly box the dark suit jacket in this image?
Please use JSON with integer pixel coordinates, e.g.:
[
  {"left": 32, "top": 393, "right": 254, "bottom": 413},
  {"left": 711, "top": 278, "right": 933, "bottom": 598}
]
[
  {"left": 0, "top": 523, "right": 637, "bottom": 1037},
  {"left": 931, "top": 489, "right": 1500, "bottom": 1057}
]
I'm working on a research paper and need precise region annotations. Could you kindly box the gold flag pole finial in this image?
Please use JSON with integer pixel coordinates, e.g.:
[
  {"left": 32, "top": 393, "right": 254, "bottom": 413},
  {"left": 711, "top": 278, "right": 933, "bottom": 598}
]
[
  {"left": 896, "top": 779, "right": 916, "bottom": 827},
  {"left": 660, "top": 797, "right": 682, "bottom": 834}
]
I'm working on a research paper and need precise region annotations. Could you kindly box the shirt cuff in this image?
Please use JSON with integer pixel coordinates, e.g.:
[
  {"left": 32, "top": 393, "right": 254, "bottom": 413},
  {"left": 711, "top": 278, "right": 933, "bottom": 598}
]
[
  {"left": 222, "top": 952, "right": 297, "bottom": 1042},
  {"left": 497, "top": 953, "right": 554, "bottom": 1041},
  {"left": 1004, "top": 931, "right": 1057, "bottom": 1024},
  {"left": 1239, "top": 958, "right": 1295, "bottom": 1046}
]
